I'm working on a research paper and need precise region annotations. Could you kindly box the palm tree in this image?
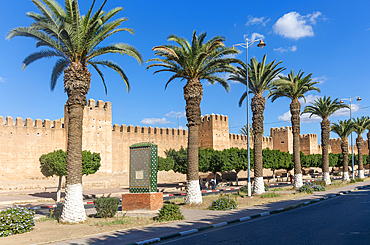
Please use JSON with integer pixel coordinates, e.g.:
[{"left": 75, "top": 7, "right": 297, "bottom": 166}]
[
  {"left": 352, "top": 116, "right": 368, "bottom": 179},
  {"left": 302, "top": 96, "right": 349, "bottom": 185},
  {"left": 7, "top": 0, "right": 142, "bottom": 223},
  {"left": 268, "top": 70, "right": 320, "bottom": 188},
  {"left": 239, "top": 124, "right": 253, "bottom": 136},
  {"left": 147, "top": 31, "right": 239, "bottom": 204},
  {"left": 228, "top": 55, "right": 285, "bottom": 194},
  {"left": 330, "top": 120, "right": 354, "bottom": 181}
]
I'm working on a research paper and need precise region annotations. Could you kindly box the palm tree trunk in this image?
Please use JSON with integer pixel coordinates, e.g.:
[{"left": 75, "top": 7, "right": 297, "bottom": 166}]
[
  {"left": 321, "top": 118, "right": 331, "bottom": 185},
  {"left": 61, "top": 62, "right": 91, "bottom": 224},
  {"left": 251, "top": 94, "right": 265, "bottom": 194},
  {"left": 356, "top": 136, "right": 364, "bottom": 179},
  {"left": 341, "top": 140, "right": 349, "bottom": 181},
  {"left": 183, "top": 79, "right": 203, "bottom": 204},
  {"left": 290, "top": 99, "right": 302, "bottom": 188}
]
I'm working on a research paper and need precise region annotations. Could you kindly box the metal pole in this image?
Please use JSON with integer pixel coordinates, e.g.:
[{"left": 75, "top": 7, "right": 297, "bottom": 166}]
[
  {"left": 246, "top": 39, "right": 251, "bottom": 197},
  {"left": 350, "top": 97, "right": 355, "bottom": 179}
]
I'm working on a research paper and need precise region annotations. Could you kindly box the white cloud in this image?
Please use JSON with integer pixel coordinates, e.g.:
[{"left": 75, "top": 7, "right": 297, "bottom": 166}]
[
  {"left": 273, "top": 45, "right": 297, "bottom": 53},
  {"left": 165, "top": 111, "right": 186, "bottom": 118},
  {"left": 273, "top": 11, "right": 322, "bottom": 40},
  {"left": 278, "top": 96, "right": 360, "bottom": 123},
  {"left": 332, "top": 104, "right": 360, "bottom": 117},
  {"left": 290, "top": 45, "right": 297, "bottom": 52},
  {"left": 250, "top": 32, "right": 265, "bottom": 42},
  {"left": 140, "top": 118, "right": 170, "bottom": 125},
  {"left": 246, "top": 16, "right": 270, "bottom": 26},
  {"left": 299, "top": 94, "right": 321, "bottom": 106},
  {"left": 278, "top": 110, "right": 321, "bottom": 123},
  {"left": 0, "top": 77, "right": 6, "bottom": 82},
  {"left": 300, "top": 113, "right": 322, "bottom": 123},
  {"left": 244, "top": 33, "right": 265, "bottom": 43},
  {"left": 312, "top": 75, "right": 329, "bottom": 84}
]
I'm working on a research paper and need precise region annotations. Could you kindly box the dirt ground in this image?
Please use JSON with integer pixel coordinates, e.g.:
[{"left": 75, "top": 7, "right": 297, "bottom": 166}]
[
  {"left": 0, "top": 215, "right": 157, "bottom": 245},
  {"left": 1, "top": 178, "right": 367, "bottom": 245}
]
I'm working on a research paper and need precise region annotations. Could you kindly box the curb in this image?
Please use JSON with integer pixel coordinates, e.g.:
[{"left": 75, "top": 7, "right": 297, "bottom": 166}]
[{"left": 128, "top": 184, "right": 370, "bottom": 245}]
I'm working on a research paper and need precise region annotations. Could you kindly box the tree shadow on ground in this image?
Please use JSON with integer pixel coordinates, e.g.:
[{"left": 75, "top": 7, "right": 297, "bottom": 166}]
[{"left": 64, "top": 192, "right": 335, "bottom": 245}]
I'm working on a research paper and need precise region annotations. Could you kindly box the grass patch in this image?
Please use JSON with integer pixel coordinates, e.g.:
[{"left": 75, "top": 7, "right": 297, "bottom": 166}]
[
  {"left": 261, "top": 192, "right": 281, "bottom": 198},
  {"left": 91, "top": 216, "right": 152, "bottom": 227},
  {"left": 37, "top": 216, "right": 57, "bottom": 222}
]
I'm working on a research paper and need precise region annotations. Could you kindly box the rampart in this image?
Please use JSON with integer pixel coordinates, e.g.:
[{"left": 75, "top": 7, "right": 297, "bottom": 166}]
[
  {"left": 0, "top": 98, "right": 368, "bottom": 190},
  {"left": 0, "top": 116, "right": 65, "bottom": 181}
]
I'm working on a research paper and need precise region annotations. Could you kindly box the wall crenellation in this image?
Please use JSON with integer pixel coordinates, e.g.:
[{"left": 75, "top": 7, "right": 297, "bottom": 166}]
[
  {"left": 1, "top": 116, "right": 63, "bottom": 129},
  {"left": 112, "top": 124, "right": 187, "bottom": 136},
  {"left": 300, "top": 134, "right": 317, "bottom": 139},
  {"left": 2, "top": 98, "right": 368, "bottom": 190}
]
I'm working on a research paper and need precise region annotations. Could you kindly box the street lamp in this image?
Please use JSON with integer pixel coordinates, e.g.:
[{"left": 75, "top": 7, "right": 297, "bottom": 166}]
[
  {"left": 340, "top": 96, "right": 361, "bottom": 180},
  {"left": 233, "top": 38, "right": 266, "bottom": 197}
]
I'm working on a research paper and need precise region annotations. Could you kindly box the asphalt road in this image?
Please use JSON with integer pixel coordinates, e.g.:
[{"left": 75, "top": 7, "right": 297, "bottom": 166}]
[{"left": 159, "top": 188, "right": 370, "bottom": 245}]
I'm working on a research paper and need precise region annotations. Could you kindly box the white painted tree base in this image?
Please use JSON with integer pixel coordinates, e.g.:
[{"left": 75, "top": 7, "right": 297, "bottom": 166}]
[
  {"left": 293, "top": 173, "right": 303, "bottom": 188},
  {"left": 184, "top": 180, "right": 202, "bottom": 205},
  {"left": 358, "top": 169, "right": 365, "bottom": 179},
  {"left": 253, "top": 177, "right": 265, "bottom": 195},
  {"left": 323, "top": 172, "right": 331, "bottom": 185},
  {"left": 343, "top": 172, "right": 350, "bottom": 181},
  {"left": 60, "top": 183, "right": 86, "bottom": 224}
]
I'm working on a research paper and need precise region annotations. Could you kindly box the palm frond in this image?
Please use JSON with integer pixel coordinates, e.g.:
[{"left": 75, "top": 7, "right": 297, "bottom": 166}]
[
  {"left": 89, "top": 62, "right": 107, "bottom": 94},
  {"left": 88, "top": 59, "right": 129, "bottom": 92},
  {"left": 22, "top": 49, "right": 66, "bottom": 70},
  {"left": 50, "top": 58, "right": 69, "bottom": 90}
]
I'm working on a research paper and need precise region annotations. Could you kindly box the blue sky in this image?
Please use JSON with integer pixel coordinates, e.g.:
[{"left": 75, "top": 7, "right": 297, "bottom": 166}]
[{"left": 1, "top": 0, "right": 369, "bottom": 143}]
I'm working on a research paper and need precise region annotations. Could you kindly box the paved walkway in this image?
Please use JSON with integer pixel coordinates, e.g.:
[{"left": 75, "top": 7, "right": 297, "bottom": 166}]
[{"left": 6, "top": 179, "right": 367, "bottom": 245}]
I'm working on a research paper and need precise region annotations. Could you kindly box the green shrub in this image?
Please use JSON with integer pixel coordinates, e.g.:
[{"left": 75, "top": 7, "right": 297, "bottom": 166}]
[
  {"left": 264, "top": 183, "right": 269, "bottom": 191},
  {"left": 0, "top": 207, "right": 35, "bottom": 237},
  {"left": 350, "top": 179, "right": 356, "bottom": 183},
  {"left": 50, "top": 202, "right": 63, "bottom": 221},
  {"left": 299, "top": 180, "right": 326, "bottom": 194},
  {"left": 355, "top": 177, "right": 364, "bottom": 182},
  {"left": 299, "top": 183, "right": 314, "bottom": 194},
  {"left": 240, "top": 185, "right": 248, "bottom": 193},
  {"left": 208, "top": 194, "right": 238, "bottom": 211},
  {"left": 94, "top": 197, "right": 119, "bottom": 218},
  {"left": 155, "top": 203, "right": 184, "bottom": 222},
  {"left": 312, "top": 180, "right": 326, "bottom": 190}
]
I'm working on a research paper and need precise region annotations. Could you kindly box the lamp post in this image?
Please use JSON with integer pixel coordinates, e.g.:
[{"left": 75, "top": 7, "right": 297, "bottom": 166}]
[
  {"left": 340, "top": 96, "right": 361, "bottom": 180},
  {"left": 233, "top": 38, "right": 266, "bottom": 197}
]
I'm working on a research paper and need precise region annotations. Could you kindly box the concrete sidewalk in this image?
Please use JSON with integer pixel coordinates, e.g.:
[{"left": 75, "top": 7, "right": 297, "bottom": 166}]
[{"left": 45, "top": 180, "right": 370, "bottom": 245}]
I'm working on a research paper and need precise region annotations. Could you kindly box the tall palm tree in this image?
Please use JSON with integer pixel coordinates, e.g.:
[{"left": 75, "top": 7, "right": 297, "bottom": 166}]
[
  {"left": 268, "top": 70, "right": 320, "bottom": 188},
  {"left": 331, "top": 120, "right": 354, "bottom": 181},
  {"left": 7, "top": 0, "right": 142, "bottom": 223},
  {"left": 352, "top": 116, "right": 368, "bottom": 179},
  {"left": 302, "top": 96, "right": 349, "bottom": 185},
  {"left": 228, "top": 55, "right": 285, "bottom": 194},
  {"left": 147, "top": 31, "right": 239, "bottom": 204}
]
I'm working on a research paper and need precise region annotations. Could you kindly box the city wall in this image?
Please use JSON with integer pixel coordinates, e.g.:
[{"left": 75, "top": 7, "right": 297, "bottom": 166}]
[{"left": 0, "top": 98, "right": 368, "bottom": 190}]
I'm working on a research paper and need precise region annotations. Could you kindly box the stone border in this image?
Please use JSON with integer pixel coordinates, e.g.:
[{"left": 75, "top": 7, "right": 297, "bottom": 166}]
[{"left": 128, "top": 184, "right": 370, "bottom": 245}]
